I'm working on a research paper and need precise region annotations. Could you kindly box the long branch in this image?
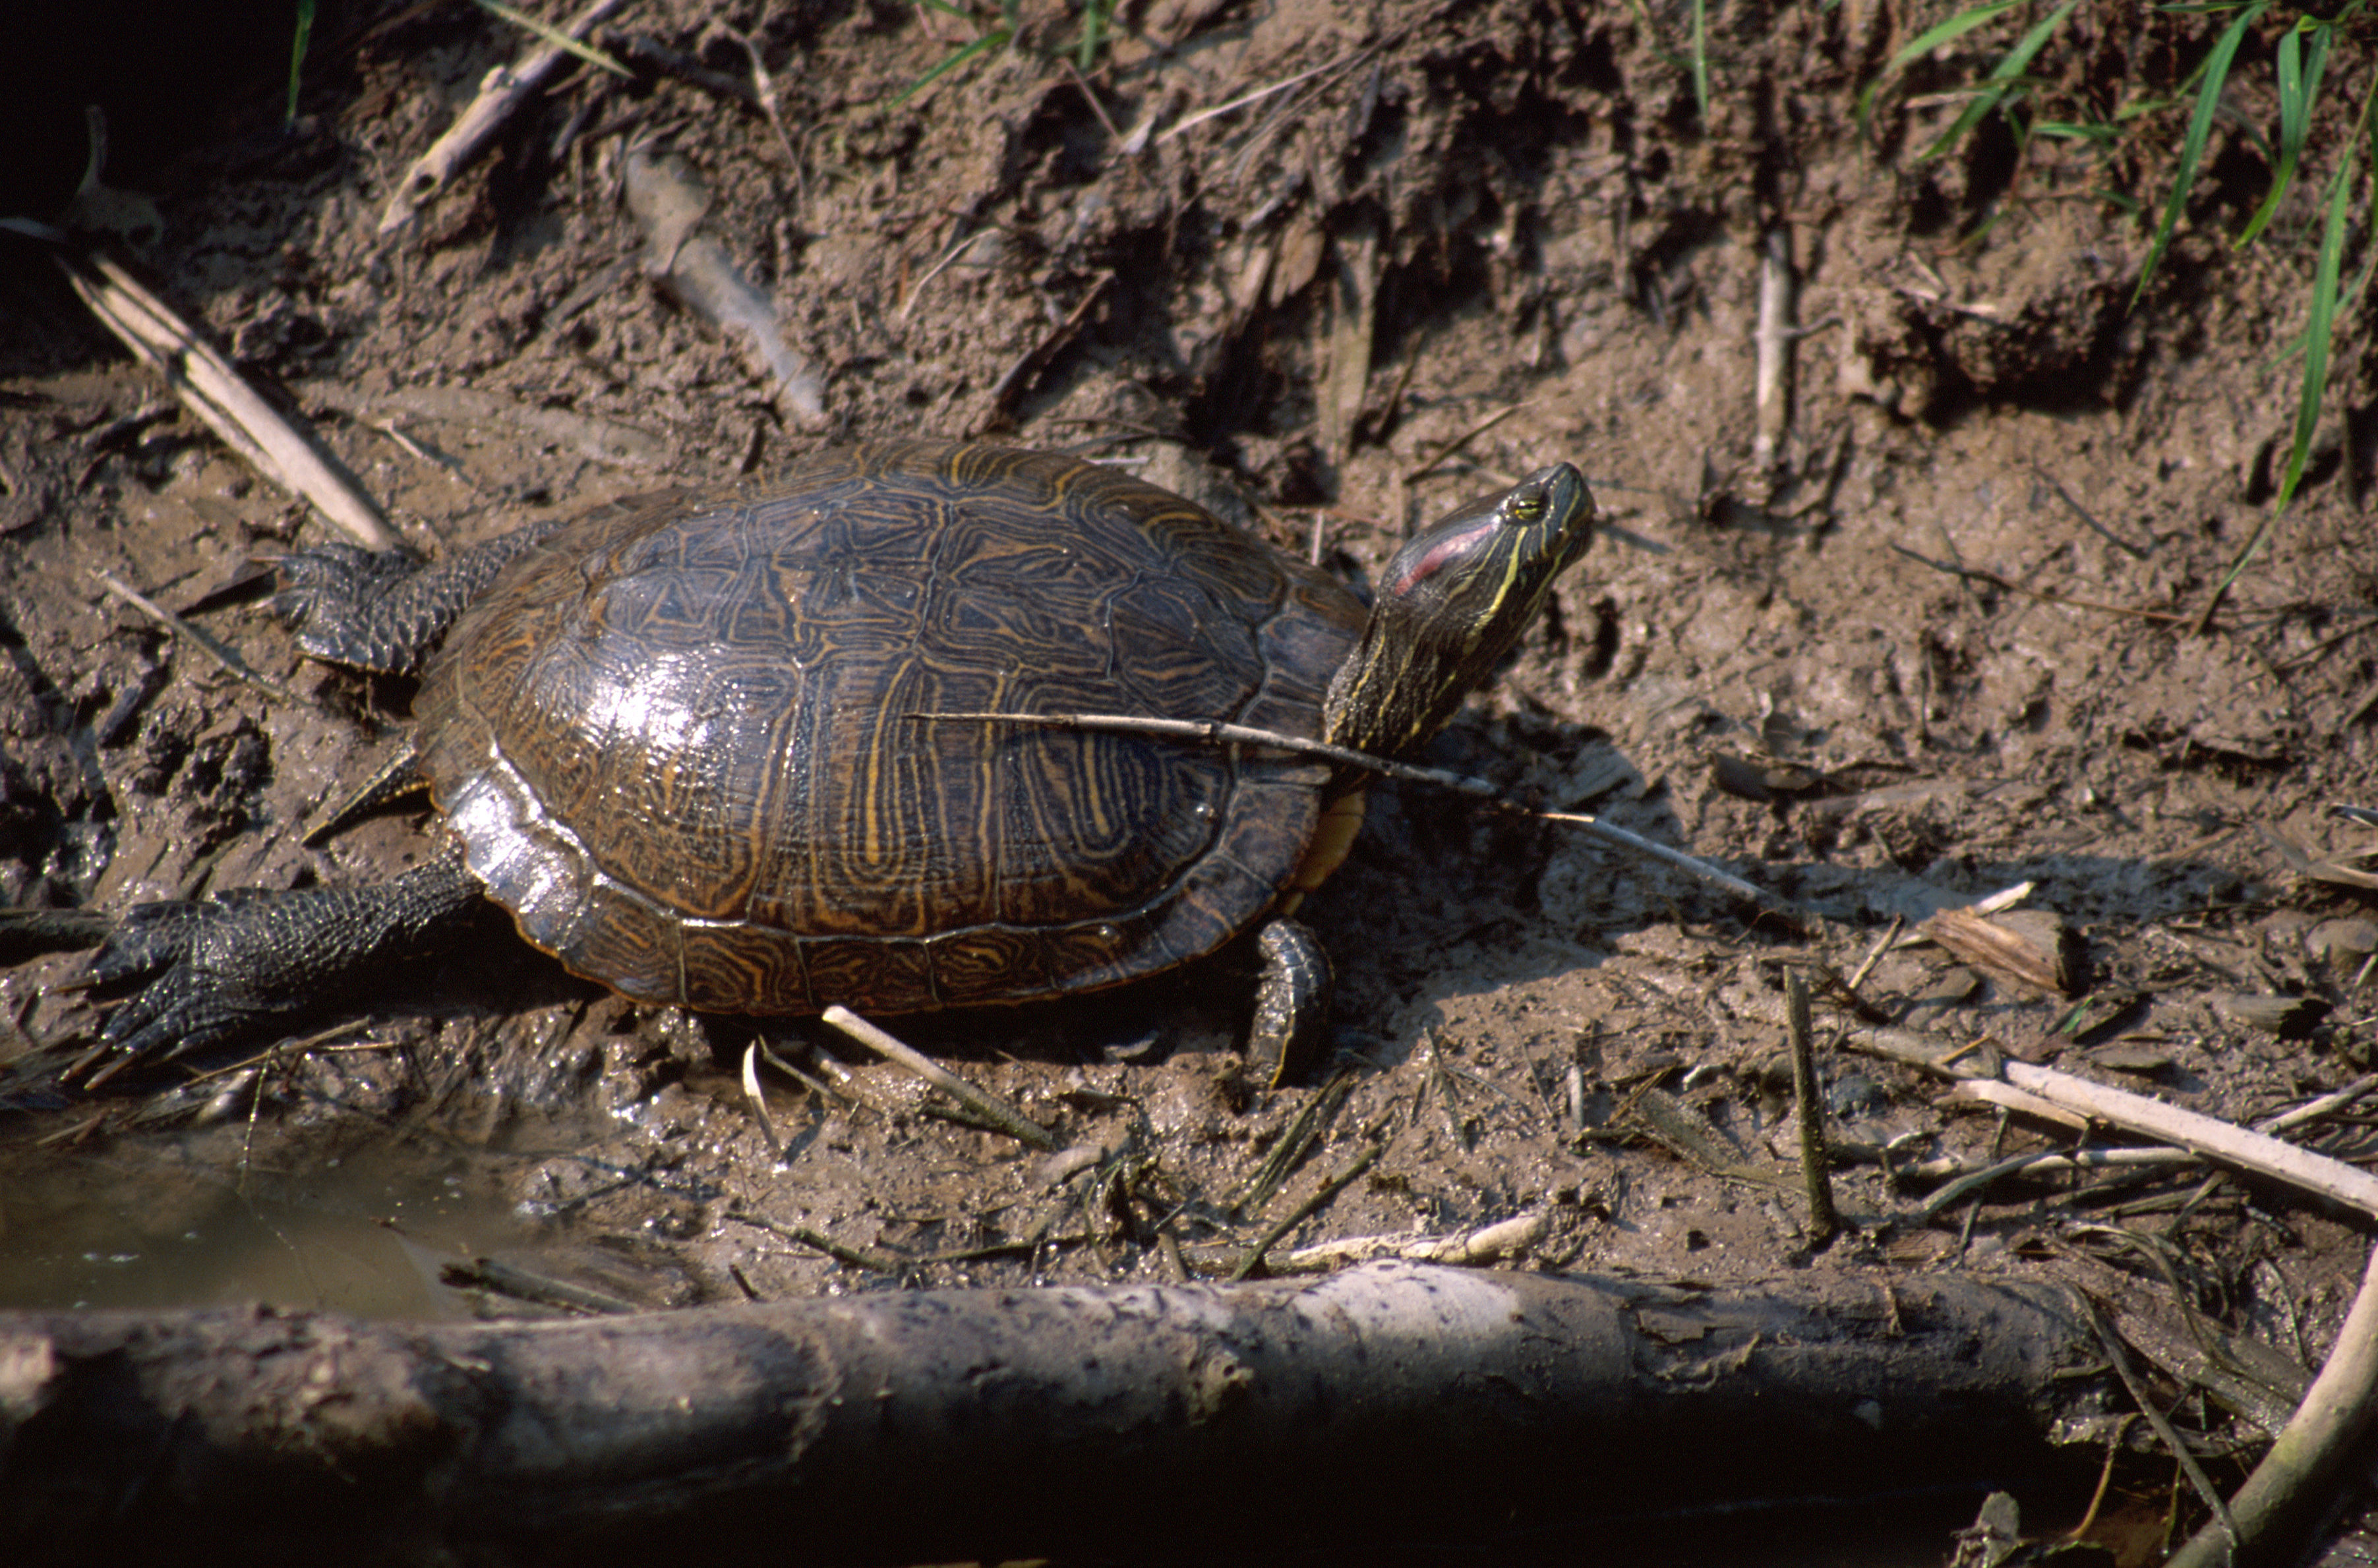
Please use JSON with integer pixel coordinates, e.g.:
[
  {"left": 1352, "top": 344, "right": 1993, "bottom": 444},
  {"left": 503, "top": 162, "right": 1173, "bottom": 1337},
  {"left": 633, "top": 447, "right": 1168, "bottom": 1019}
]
[{"left": 1, "top": 1262, "right": 2092, "bottom": 1564}]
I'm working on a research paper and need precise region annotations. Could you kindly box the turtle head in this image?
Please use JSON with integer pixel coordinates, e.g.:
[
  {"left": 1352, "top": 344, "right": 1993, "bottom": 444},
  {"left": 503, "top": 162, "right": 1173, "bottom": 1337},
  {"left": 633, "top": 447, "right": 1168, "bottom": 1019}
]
[{"left": 1323, "top": 462, "right": 1595, "bottom": 757}]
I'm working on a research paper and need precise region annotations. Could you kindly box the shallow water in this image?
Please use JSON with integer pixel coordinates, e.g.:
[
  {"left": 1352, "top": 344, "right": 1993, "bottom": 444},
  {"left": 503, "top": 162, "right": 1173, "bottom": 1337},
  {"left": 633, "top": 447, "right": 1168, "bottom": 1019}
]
[{"left": 0, "top": 1126, "right": 539, "bottom": 1318}]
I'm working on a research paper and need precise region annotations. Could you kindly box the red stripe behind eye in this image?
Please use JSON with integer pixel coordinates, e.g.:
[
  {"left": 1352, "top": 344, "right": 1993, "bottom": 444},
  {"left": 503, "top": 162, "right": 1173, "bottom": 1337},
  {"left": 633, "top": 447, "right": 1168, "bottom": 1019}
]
[{"left": 1390, "top": 518, "right": 1499, "bottom": 595}]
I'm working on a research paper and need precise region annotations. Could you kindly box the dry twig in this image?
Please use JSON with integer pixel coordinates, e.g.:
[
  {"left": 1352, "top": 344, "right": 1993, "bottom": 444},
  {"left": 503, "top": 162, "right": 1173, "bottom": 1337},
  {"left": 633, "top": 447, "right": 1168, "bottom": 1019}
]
[
  {"left": 1888, "top": 542, "right": 2189, "bottom": 624},
  {"left": 910, "top": 709, "right": 1815, "bottom": 929},
  {"left": 379, "top": 0, "right": 628, "bottom": 235},
  {"left": 1751, "top": 226, "right": 1793, "bottom": 477},
  {"left": 11, "top": 231, "right": 393, "bottom": 548},
  {"left": 1845, "top": 1022, "right": 2378, "bottom": 1568},
  {"left": 821, "top": 1006, "right": 1057, "bottom": 1152},
  {"left": 1850, "top": 1026, "right": 2378, "bottom": 1217},
  {"left": 1787, "top": 969, "right": 1838, "bottom": 1247},
  {"left": 92, "top": 571, "right": 315, "bottom": 712},
  {"left": 1274, "top": 1208, "right": 1550, "bottom": 1272}
]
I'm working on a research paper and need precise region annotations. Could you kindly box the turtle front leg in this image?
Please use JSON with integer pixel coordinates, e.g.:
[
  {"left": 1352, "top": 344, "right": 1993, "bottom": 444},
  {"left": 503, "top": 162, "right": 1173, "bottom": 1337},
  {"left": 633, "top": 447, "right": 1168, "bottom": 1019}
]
[
  {"left": 268, "top": 518, "right": 571, "bottom": 675},
  {"left": 78, "top": 842, "right": 482, "bottom": 1075},
  {"left": 1245, "top": 919, "right": 1333, "bottom": 1088}
]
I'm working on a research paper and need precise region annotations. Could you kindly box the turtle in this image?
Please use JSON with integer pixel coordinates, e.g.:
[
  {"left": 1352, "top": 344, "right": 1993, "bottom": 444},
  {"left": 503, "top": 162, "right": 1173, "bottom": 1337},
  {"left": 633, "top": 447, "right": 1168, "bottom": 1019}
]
[{"left": 80, "top": 440, "right": 1594, "bottom": 1084}]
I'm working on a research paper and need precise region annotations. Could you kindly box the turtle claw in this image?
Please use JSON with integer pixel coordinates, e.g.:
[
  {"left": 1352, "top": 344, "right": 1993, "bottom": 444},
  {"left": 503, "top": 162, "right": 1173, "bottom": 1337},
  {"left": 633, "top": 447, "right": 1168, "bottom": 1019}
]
[
  {"left": 266, "top": 542, "right": 429, "bottom": 673},
  {"left": 266, "top": 522, "right": 564, "bottom": 678},
  {"left": 82, "top": 895, "right": 293, "bottom": 1074},
  {"left": 74, "top": 853, "right": 481, "bottom": 1083}
]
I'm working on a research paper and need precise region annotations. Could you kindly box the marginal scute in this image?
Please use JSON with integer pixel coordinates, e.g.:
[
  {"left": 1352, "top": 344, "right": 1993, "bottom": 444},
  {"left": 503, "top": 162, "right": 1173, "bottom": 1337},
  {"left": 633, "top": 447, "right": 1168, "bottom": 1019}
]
[{"left": 413, "top": 440, "right": 1367, "bottom": 1014}]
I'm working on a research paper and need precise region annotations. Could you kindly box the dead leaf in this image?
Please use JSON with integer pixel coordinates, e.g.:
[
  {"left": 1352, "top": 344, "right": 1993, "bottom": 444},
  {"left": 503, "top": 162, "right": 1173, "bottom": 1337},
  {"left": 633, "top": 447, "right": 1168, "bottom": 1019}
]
[
  {"left": 1317, "top": 213, "right": 1379, "bottom": 465},
  {"left": 1270, "top": 214, "right": 1326, "bottom": 305},
  {"left": 1922, "top": 907, "right": 2077, "bottom": 997}
]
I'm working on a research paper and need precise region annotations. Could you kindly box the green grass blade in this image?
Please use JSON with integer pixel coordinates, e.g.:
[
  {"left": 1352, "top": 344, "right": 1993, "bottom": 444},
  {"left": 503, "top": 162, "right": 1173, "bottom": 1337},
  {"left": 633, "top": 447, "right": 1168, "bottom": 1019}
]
[
  {"left": 2133, "top": 0, "right": 2269, "bottom": 305},
  {"left": 2274, "top": 92, "right": 2370, "bottom": 510},
  {"left": 2348, "top": 102, "right": 2378, "bottom": 320},
  {"left": 1918, "top": 2, "right": 2077, "bottom": 163},
  {"left": 285, "top": 0, "right": 315, "bottom": 128},
  {"left": 471, "top": 0, "right": 631, "bottom": 76},
  {"left": 892, "top": 28, "right": 1012, "bottom": 107},
  {"left": 2237, "top": 20, "right": 2331, "bottom": 247},
  {"left": 2203, "top": 82, "right": 2373, "bottom": 625},
  {"left": 2032, "top": 119, "right": 2120, "bottom": 144},
  {"left": 1692, "top": 0, "right": 1710, "bottom": 129},
  {"left": 1878, "top": 1, "right": 2030, "bottom": 77},
  {"left": 2273, "top": 178, "right": 2342, "bottom": 509},
  {"left": 1078, "top": 0, "right": 1108, "bottom": 71},
  {"left": 1856, "top": 0, "right": 2027, "bottom": 132}
]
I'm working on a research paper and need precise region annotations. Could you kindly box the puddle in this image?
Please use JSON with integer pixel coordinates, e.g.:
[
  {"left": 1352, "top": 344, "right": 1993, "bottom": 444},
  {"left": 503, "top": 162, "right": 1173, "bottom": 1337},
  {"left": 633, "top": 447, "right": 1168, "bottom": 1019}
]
[{"left": 0, "top": 1127, "right": 542, "bottom": 1318}]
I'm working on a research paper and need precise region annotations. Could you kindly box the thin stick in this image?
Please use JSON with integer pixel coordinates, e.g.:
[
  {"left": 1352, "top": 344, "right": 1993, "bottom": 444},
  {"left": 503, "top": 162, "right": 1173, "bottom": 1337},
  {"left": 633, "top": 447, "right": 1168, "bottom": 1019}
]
[
  {"left": 821, "top": 1005, "right": 1058, "bottom": 1151},
  {"left": 1905, "top": 1081, "right": 2378, "bottom": 1193},
  {"left": 740, "top": 1041, "right": 784, "bottom": 1163},
  {"left": 1845, "top": 914, "right": 1903, "bottom": 993},
  {"left": 94, "top": 570, "right": 317, "bottom": 713},
  {"left": 2166, "top": 1242, "right": 2378, "bottom": 1568},
  {"left": 908, "top": 709, "right": 1815, "bottom": 927},
  {"left": 1751, "top": 225, "right": 1793, "bottom": 474},
  {"left": 2275, "top": 611, "right": 2378, "bottom": 672},
  {"left": 1913, "top": 1145, "right": 2191, "bottom": 1218},
  {"left": 2086, "top": 1298, "right": 2235, "bottom": 1541},
  {"left": 2029, "top": 462, "right": 2151, "bottom": 560},
  {"left": 705, "top": 20, "right": 802, "bottom": 171},
  {"left": 983, "top": 270, "right": 1115, "bottom": 422},
  {"left": 1228, "top": 1142, "right": 1382, "bottom": 1280},
  {"left": 917, "top": 709, "right": 1503, "bottom": 796},
  {"left": 473, "top": 0, "right": 629, "bottom": 74},
  {"left": 20, "top": 233, "right": 394, "bottom": 548},
  {"left": 1275, "top": 1208, "right": 1549, "bottom": 1272},
  {"left": 1158, "top": 43, "right": 1373, "bottom": 144},
  {"left": 2188, "top": 514, "right": 2274, "bottom": 638},
  {"left": 759, "top": 1039, "right": 854, "bottom": 1108},
  {"left": 1845, "top": 1026, "right": 2378, "bottom": 1219},
  {"left": 1955, "top": 1078, "right": 2090, "bottom": 1130},
  {"left": 380, "top": 0, "right": 627, "bottom": 235},
  {"left": 897, "top": 227, "right": 995, "bottom": 322},
  {"left": 1063, "top": 58, "right": 1121, "bottom": 142},
  {"left": 1786, "top": 969, "right": 1837, "bottom": 1248},
  {"left": 441, "top": 1256, "right": 641, "bottom": 1316},
  {"left": 1402, "top": 402, "right": 1527, "bottom": 483},
  {"left": 2342, "top": 674, "right": 2378, "bottom": 733},
  {"left": 1887, "top": 543, "right": 2189, "bottom": 624},
  {"left": 2258, "top": 1072, "right": 2378, "bottom": 1134},
  {"left": 728, "top": 1209, "right": 907, "bottom": 1275},
  {"left": 2002, "top": 1058, "right": 2378, "bottom": 1217}
]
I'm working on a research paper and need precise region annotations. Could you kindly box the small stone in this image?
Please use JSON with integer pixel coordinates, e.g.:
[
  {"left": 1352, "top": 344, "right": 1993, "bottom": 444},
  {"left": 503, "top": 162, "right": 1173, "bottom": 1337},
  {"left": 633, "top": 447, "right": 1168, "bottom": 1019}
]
[
  {"left": 2086, "top": 1041, "right": 2176, "bottom": 1074},
  {"left": 2307, "top": 919, "right": 2378, "bottom": 967},
  {"left": 2213, "top": 993, "right": 2330, "bottom": 1037}
]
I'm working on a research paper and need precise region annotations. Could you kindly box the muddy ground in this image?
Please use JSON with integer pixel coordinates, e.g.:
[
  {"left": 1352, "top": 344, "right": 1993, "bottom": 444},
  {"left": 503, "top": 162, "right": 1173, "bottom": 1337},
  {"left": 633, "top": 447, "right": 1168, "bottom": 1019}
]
[{"left": 1, "top": 0, "right": 2376, "bottom": 1557}]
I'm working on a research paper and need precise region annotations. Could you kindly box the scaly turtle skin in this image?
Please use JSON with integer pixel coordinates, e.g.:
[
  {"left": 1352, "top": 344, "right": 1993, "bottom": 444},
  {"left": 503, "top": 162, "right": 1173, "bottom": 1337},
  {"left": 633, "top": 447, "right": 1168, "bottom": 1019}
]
[{"left": 84, "top": 440, "right": 1593, "bottom": 1083}]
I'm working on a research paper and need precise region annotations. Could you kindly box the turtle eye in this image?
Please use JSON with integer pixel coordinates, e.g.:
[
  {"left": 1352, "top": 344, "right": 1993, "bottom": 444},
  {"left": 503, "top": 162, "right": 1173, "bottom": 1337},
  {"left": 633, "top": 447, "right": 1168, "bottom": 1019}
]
[{"left": 1502, "top": 486, "right": 1547, "bottom": 527}]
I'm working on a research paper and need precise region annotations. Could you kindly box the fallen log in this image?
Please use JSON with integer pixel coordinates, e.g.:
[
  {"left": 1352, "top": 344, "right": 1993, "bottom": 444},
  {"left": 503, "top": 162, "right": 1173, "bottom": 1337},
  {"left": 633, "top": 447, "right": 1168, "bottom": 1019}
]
[{"left": 2, "top": 1262, "right": 2098, "bottom": 1565}]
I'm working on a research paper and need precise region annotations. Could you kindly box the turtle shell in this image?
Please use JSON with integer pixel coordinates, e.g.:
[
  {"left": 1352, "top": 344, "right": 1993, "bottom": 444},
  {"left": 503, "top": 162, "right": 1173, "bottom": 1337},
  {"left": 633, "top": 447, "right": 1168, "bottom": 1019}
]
[{"left": 410, "top": 440, "right": 1367, "bottom": 1015}]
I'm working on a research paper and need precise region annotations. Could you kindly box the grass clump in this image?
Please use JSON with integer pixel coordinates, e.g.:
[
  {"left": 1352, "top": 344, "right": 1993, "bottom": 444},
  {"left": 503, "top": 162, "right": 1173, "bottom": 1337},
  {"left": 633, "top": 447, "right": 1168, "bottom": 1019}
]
[
  {"left": 1861, "top": 3, "right": 2374, "bottom": 519},
  {"left": 895, "top": 0, "right": 1119, "bottom": 107}
]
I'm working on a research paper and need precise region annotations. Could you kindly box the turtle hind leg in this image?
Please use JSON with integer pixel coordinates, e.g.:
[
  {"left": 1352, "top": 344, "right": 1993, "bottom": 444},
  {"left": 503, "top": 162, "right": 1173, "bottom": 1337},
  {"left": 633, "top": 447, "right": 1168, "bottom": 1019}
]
[
  {"left": 1245, "top": 918, "right": 1334, "bottom": 1089},
  {"left": 76, "top": 841, "right": 481, "bottom": 1081}
]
